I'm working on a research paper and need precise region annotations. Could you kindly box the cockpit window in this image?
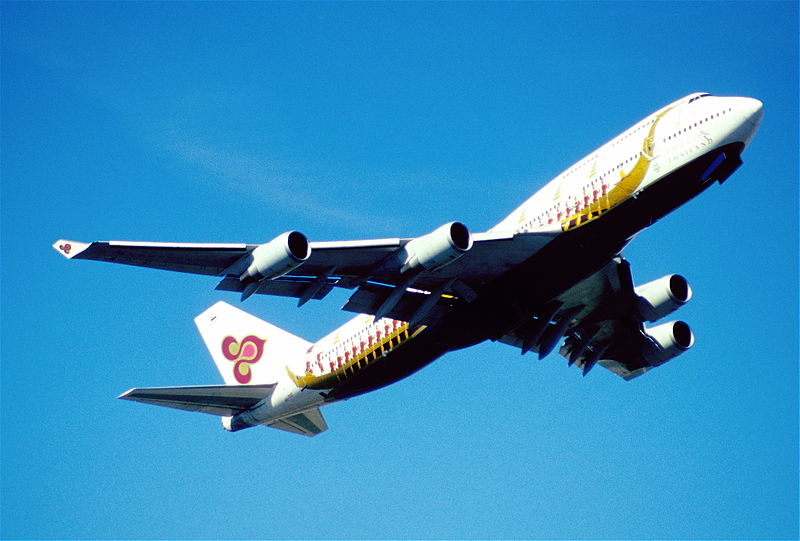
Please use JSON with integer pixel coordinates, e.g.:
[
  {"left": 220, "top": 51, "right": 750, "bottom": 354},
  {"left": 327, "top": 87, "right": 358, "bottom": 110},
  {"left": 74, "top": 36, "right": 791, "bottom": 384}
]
[{"left": 688, "top": 93, "right": 713, "bottom": 103}]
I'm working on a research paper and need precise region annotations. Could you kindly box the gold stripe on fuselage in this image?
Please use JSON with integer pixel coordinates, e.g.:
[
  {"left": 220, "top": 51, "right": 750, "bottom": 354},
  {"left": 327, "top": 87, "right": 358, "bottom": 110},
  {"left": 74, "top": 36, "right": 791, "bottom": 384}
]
[
  {"left": 287, "top": 323, "right": 427, "bottom": 390},
  {"left": 561, "top": 105, "right": 675, "bottom": 232}
]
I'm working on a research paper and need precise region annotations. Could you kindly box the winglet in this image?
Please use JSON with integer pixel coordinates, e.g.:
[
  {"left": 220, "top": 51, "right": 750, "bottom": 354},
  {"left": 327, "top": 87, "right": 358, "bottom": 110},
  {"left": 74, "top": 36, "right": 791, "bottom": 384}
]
[{"left": 53, "top": 239, "right": 91, "bottom": 259}]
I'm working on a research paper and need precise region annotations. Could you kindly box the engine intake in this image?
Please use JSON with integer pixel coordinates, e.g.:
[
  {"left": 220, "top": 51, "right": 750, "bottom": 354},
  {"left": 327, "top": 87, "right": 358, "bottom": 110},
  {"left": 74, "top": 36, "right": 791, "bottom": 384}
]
[
  {"left": 634, "top": 274, "right": 692, "bottom": 322},
  {"left": 400, "top": 221, "right": 473, "bottom": 274},
  {"left": 240, "top": 231, "right": 310, "bottom": 282},
  {"left": 643, "top": 320, "right": 694, "bottom": 366}
]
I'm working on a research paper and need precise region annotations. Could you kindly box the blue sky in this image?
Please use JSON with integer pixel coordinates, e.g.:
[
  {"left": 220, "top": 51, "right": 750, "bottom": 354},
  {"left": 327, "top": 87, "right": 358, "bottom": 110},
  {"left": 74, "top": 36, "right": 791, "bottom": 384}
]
[{"left": 1, "top": 2, "right": 797, "bottom": 539}]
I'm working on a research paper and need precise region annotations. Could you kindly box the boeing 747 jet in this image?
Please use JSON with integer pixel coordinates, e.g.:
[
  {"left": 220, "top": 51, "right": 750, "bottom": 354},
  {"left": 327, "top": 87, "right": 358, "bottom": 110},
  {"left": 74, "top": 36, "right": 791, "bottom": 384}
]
[{"left": 55, "top": 92, "right": 763, "bottom": 436}]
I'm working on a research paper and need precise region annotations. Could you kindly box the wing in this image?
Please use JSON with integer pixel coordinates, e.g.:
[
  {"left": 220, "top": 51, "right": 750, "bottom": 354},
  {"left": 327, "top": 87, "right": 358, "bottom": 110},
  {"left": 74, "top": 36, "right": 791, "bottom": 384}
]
[
  {"left": 118, "top": 383, "right": 276, "bottom": 416},
  {"left": 497, "top": 257, "right": 694, "bottom": 380},
  {"left": 54, "top": 229, "right": 558, "bottom": 322},
  {"left": 53, "top": 240, "right": 252, "bottom": 275}
]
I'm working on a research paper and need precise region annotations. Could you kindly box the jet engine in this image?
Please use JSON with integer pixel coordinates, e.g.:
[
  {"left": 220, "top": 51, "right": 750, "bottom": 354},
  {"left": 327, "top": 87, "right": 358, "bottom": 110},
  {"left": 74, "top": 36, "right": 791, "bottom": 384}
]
[
  {"left": 240, "top": 231, "right": 311, "bottom": 283},
  {"left": 634, "top": 274, "right": 692, "bottom": 322},
  {"left": 642, "top": 320, "right": 694, "bottom": 366},
  {"left": 400, "top": 221, "right": 473, "bottom": 274}
]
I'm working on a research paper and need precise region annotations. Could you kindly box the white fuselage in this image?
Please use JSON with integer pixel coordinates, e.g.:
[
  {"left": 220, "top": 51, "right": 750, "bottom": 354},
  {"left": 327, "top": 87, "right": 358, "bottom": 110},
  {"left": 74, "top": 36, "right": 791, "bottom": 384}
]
[{"left": 492, "top": 93, "right": 762, "bottom": 234}]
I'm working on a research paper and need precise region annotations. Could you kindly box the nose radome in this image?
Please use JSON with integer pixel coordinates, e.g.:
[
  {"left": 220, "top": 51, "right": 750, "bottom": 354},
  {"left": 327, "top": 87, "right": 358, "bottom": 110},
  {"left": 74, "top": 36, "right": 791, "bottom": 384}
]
[
  {"left": 728, "top": 96, "right": 763, "bottom": 148},
  {"left": 741, "top": 97, "right": 764, "bottom": 127}
]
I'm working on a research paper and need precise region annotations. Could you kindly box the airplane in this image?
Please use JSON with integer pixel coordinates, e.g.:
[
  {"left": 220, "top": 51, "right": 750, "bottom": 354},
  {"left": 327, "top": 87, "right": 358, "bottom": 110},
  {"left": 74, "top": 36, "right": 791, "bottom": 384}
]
[{"left": 54, "top": 92, "right": 763, "bottom": 436}]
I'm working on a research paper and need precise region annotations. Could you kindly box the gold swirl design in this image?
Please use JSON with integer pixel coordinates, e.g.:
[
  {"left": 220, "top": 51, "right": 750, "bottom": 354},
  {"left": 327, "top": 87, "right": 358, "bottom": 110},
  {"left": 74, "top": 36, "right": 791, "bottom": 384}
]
[{"left": 561, "top": 104, "right": 675, "bottom": 232}]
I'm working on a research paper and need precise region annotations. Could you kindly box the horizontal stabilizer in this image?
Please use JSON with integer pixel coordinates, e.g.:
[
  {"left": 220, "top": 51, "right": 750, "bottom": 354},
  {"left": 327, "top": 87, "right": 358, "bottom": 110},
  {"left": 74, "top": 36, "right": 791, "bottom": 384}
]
[
  {"left": 118, "top": 383, "right": 276, "bottom": 417},
  {"left": 269, "top": 407, "right": 328, "bottom": 437}
]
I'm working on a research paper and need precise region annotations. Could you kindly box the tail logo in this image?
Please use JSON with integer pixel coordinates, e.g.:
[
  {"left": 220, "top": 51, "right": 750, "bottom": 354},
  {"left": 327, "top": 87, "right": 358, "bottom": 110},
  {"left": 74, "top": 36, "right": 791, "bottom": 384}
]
[{"left": 221, "top": 335, "right": 266, "bottom": 384}]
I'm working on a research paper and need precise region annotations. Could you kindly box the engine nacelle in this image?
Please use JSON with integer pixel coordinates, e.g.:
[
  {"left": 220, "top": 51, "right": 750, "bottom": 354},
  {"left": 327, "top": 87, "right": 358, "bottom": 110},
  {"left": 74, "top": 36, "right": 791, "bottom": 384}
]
[
  {"left": 634, "top": 274, "right": 692, "bottom": 322},
  {"left": 400, "top": 221, "right": 473, "bottom": 274},
  {"left": 642, "top": 320, "right": 694, "bottom": 366},
  {"left": 240, "top": 231, "right": 310, "bottom": 282}
]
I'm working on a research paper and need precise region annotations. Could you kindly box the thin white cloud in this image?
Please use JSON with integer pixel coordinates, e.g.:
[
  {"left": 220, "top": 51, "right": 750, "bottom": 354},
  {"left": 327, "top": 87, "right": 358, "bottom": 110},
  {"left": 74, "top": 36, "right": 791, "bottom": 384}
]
[
  {"left": 163, "top": 137, "right": 370, "bottom": 228},
  {"left": 5, "top": 28, "right": 396, "bottom": 232}
]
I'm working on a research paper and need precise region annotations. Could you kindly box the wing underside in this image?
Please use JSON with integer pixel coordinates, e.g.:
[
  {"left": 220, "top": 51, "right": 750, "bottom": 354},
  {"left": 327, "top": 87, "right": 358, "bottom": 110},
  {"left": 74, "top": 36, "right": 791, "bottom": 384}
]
[
  {"left": 53, "top": 231, "right": 557, "bottom": 323},
  {"left": 497, "top": 257, "right": 692, "bottom": 380}
]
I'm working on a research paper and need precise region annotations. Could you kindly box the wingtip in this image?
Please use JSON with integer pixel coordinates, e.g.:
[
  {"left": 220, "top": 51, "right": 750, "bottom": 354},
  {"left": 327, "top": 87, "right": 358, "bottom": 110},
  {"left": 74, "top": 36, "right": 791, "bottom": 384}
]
[
  {"left": 53, "top": 239, "right": 90, "bottom": 259},
  {"left": 117, "top": 388, "right": 136, "bottom": 400}
]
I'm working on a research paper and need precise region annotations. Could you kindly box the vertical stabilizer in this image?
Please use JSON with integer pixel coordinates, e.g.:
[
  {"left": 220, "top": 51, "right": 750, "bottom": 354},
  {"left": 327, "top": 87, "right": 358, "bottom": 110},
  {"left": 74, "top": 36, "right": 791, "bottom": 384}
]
[{"left": 195, "top": 301, "right": 311, "bottom": 385}]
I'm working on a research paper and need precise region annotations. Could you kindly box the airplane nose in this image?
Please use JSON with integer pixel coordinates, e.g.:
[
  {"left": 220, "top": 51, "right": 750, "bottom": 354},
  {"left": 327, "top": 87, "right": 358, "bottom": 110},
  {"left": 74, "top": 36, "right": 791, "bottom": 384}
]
[
  {"left": 732, "top": 97, "right": 763, "bottom": 147},
  {"left": 741, "top": 97, "right": 764, "bottom": 128}
]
